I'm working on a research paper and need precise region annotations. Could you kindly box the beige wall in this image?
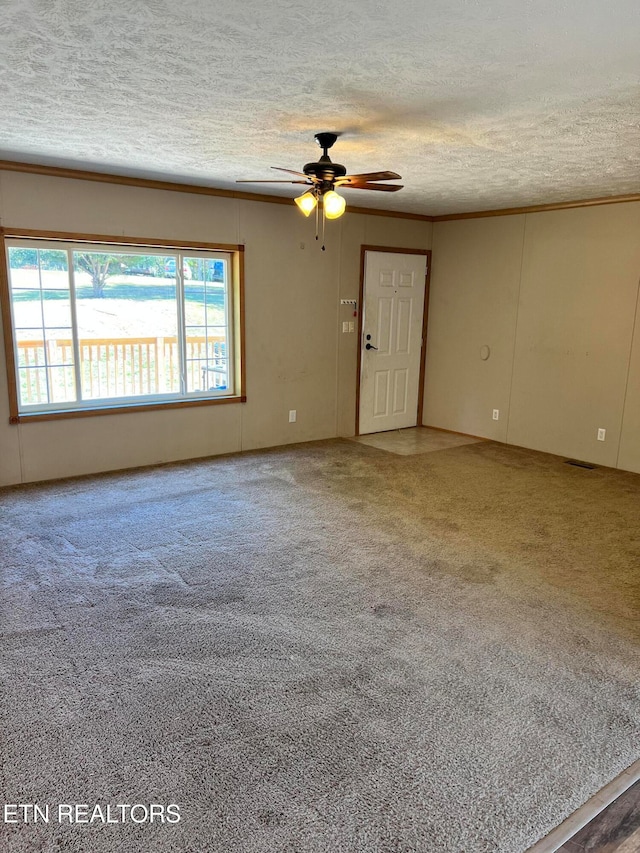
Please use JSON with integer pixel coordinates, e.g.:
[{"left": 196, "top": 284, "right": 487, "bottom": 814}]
[
  {"left": 0, "top": 171, "right": 431, "bottom": 485},
  {"left": 424, "top": 202, "right": 640, "bottom": 473},
  {"left": 423, "top": 215, "right": 525, "bottom": 443},
  {"left": 4, "top": 169, "right": 639, "bottom": 481},
  {"left": 619, "top": 303, "right": 640, "bottom": 474}
]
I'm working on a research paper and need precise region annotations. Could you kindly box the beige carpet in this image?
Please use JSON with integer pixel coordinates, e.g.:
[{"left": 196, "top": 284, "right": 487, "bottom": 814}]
[{"left": 0, "top": 437, "right": 638, "bottom": 852}]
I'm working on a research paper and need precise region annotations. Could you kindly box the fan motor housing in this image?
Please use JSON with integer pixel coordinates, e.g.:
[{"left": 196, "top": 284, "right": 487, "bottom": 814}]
[{"left": 303, "top": 160, "right": 347, "bottom": 181}]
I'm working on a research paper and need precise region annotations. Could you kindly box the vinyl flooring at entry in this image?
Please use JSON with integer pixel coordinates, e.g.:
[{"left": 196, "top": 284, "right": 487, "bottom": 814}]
[{"left": 558, "top": 780, "right": 640, "bottom": 852}]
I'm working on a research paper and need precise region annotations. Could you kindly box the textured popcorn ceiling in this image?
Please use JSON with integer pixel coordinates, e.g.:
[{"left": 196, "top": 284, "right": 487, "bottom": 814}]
[{"left": 1, "top": 0, "right": 639, "bottom": 216}]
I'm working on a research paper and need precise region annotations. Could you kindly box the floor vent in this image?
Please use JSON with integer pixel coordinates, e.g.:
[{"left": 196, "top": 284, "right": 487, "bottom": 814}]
[{"left": 566, "top": 459, "right": 597, "bottom": 470}]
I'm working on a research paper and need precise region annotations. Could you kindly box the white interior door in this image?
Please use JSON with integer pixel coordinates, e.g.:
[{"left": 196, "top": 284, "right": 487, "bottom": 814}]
[{"left": 359, "top": 250, "right": 427, "bottom": 434}]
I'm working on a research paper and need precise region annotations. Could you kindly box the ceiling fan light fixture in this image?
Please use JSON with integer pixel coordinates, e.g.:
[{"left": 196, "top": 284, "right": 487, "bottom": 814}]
[
  {"left": 294, "top": 190, "right": 318, "bottom": 216},
  {"left": 323, "top": 190, "right": 346, "bottom": 219},
  {"left": 238, "top": 134, "right": 400, "bottom": 243}
]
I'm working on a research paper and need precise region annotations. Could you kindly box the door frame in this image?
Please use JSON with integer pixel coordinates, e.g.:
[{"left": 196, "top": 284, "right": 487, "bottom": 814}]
[{"left": 355, "top": 245, "right": 432, "bottom": 436}]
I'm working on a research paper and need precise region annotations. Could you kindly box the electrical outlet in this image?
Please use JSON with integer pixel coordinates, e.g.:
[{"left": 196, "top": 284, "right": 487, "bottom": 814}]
[
  {"left": 492, "top": 409, "right": 499, "bottom": 420},
  {"left": 597, "top": 428, "right": 606, "bottom": 441},
  {"left": 289, "top": 410, "right": 297, "bottom": 423}
]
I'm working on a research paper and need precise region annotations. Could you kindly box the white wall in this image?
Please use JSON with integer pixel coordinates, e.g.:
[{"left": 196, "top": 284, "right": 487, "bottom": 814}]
[
  {"left": 0, "top": 170, "right": 431, "bottom": 485},
  {"left": 424, "top": 203, "right": 640, "bottom": 473}
]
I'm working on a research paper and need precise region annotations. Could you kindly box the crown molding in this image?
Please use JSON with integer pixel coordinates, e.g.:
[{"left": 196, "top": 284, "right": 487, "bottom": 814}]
[
  {"left": 3, "top": 159, "right": 637, "bottom": 222},
  {"left": 432, "top": 192, "right": 640, "bottom": 221}
]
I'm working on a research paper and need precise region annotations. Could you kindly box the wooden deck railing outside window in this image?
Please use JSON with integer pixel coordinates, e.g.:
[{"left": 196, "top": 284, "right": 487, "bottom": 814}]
[{"left": 16, "top": 335, "right": 227, "bottom": 406}]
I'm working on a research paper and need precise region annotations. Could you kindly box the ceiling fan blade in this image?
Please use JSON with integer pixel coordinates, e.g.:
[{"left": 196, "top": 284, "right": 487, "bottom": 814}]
[
  {"left": 339, "top": 182, "right": 404, "bottom": 192},
  {"left": 271, "top": 167, "right": 311, "bottom": 177},
  {"left": 341, "top": 171, "right": 402, "bottom": 182},
  {"left": 236, "top": 179, "right": 311, "bottom": 184}
]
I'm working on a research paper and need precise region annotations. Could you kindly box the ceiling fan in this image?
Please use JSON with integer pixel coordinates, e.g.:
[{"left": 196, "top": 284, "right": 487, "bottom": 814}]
[{"left": 237, "top": 133, "right": 403, "bottom": 243}]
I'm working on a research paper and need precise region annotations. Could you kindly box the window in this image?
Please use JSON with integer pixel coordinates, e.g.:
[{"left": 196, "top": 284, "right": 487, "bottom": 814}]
[{"left": 1, "top": 234, "right": 244, "bottom": 421}]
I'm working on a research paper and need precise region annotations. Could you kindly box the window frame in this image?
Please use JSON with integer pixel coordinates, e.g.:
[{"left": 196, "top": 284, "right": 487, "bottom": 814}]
[{"left": 0, "top": 228, "right": 246, "bottom": 423}]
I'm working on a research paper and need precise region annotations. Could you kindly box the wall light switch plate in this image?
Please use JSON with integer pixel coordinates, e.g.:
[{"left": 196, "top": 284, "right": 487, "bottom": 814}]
[
  {"left": 492, "top": 409, "right": 499, "bottom": 420},
  {"left": 289, "top": 410, "right": 297, "bottom": 423},
  {"left": 597, "top": 428, "right": 606, "bottom": 441},
  {"left": 342, "top": 322, "right": 349, "bottom": 333}
]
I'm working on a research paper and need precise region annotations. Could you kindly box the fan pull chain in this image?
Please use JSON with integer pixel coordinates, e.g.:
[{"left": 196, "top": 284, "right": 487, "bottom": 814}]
[
  {"left": 321, "top": 203, "right": 326, "bottom": 251},
  {"left": 315, "top": 198, "right": 319, "bottom": 243}
]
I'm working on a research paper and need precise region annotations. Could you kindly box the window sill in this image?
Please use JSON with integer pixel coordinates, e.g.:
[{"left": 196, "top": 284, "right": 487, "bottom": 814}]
[{"left": 9, "top": 394, "right": 247, "bottom": 424}]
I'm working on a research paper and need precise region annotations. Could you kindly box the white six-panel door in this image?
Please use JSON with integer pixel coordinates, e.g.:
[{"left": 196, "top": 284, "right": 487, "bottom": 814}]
[{"left": 359, "top": 251, "right": 427, "bottom": 435}]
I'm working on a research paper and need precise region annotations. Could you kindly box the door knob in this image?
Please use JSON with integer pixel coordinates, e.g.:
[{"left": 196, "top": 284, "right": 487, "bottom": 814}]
[{"left": 365, "top": 342, "right": 378, "bottom": 350}]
